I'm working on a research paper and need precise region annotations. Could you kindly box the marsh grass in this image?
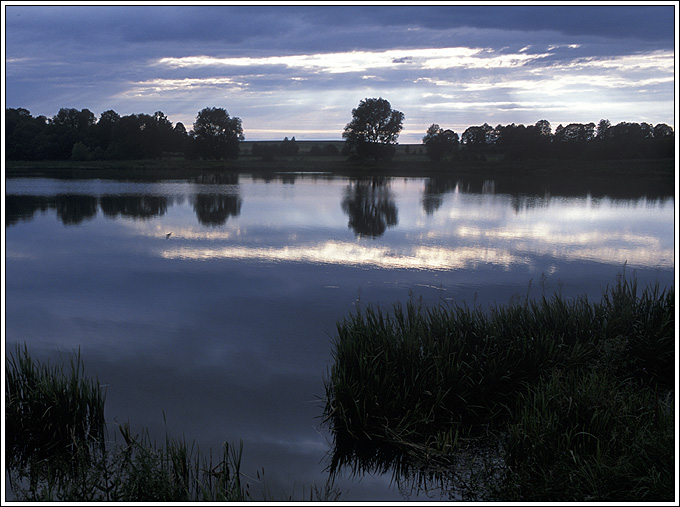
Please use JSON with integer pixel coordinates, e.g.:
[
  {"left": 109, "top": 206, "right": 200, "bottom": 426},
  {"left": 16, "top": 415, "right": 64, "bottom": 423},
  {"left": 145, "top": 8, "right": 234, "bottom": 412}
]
[
  {"left": 322, "top": 276, "right": 675, "bottom": 501},
  {"left": 5, "top": 346, "right": 344, "bottom": 502},
  {"left": 5, "top": 345, "right": 249, "bottom": 501},
  {"left": 8, "top": 423, "right": 250, "bottom": 502},
  {"left": 5, "top": 344, "right": 106, "bottom": 490},
  {"left": 500, "top": 367, "right": 674, "bottom": 501}
]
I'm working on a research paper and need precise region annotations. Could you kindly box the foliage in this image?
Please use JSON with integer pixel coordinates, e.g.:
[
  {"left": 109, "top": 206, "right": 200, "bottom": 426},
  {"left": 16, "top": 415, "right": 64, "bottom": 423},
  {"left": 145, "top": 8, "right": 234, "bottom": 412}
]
[
  {"left": 323, "top": 276, "right": 675, "bottom": 501},
  {"left": 189, "top": 106, "right": 244, "bottom": 160},
  {"left": 422, "top": 124, "right": 459, "bottom": 161},
  {"left": 5, "top": 105, "right": 674, "bottom": 163},
  {"left": 342, "top": 98, "right": 404, "bottom": 160}
]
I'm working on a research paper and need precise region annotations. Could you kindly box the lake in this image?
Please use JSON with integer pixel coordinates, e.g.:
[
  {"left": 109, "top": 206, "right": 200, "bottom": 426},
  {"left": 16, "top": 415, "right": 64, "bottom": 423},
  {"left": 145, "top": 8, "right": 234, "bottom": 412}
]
[{"left": 4, "top": 171, "right": 675, "bottom": 501}]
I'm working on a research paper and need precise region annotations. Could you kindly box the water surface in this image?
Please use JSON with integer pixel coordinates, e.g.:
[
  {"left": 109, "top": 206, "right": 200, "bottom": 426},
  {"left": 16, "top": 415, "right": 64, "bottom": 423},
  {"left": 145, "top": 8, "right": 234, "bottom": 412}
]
[{"left": 4, "top": 172, "right": 674, "bottom": 500}]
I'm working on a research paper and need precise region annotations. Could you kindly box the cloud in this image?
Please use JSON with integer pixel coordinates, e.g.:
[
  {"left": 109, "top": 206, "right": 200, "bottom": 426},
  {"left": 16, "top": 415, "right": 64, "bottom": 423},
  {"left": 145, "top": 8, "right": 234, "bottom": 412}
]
[
  {"left": 117, "top": 77, "right": 248, "bottom": 98},
  {"left": 4, "top": 5, "right": 675, "bottom": 141},
  {"left": 155, "top": 47, "right": 553, "bottom": 75}
]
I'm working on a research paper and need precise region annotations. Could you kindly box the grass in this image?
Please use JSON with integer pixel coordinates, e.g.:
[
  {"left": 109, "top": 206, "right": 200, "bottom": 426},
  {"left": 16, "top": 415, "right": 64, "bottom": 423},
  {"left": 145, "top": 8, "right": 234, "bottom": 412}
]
[
  {"left": 501, "top": 367, "right": 674, "bottom": 501},
  {"left": 4, "top": 345, "right": 249, "bottom": 501},
  {"left": 322, "top": 275, "right": 675, "bottom": 501},
  {"left": 5, "top": 344, "right": 344, "bottom": 501},
  {"left": 5, "top": 344, "right": 107, "bottom": 488}
]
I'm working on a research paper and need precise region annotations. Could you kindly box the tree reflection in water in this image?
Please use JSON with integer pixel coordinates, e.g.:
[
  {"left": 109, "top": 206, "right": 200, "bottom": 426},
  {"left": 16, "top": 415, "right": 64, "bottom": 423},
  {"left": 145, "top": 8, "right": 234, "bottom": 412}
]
[
  {"left": 341, "top": 178, "right": 398, "bottom": 238},
  {"left": 192, "top": 193, "right": 242, "bottom": 226},
  {"left": 54, "top": 195, "right": 99, "bottom": 225},
  {"left": 100, "top": 195, "right": 168, "bottom": 219},
  {"left": 191, "top": 173, "right": 242, "bottom": 226}
]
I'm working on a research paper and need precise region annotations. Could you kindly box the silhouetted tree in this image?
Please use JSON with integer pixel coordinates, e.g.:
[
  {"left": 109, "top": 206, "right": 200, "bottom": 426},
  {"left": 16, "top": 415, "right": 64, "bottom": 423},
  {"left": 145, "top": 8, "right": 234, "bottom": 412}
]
[
  {"left": 93, "top": 109, "right": 120, "bottom": 153},
  {"left": 461, "top": 125, "right": 490, "bottom": 158},
  {"left": 6, "top": 104, "right": 673, "bottom": 163},
  {"left": 551, "top": 122, "right": 596, "bottom": 159},
  {"left": 596, "top": 119, "right": 611, "bottom": 140},
  {"left": 343, "top": 98, "right": 404, "bottom": 160},
  {"left": 43, "top": 108, "right": 97, "bottom": 159},
  {"left": 171, "top": 122, "right": 189, "bottom": 154},
  {"left": 51, "top": 108, "right": 96, "bottom": 131},
  {"left": 653, "top": 123, "right": 673, "bottom": 138},
  {"left": 106, "top": 114, "right": 164, "bottom": 159},
  {"left": 555, "top": 123, "right": 596, "bottom": 143},
  {"left": 5, "top": 108, "right": 49, "bottom": 160},
  {"left": 651, "top": 123, "right": 675, "bottom": 158},
  {"left": 153, "top": 111, "right": 176, "bottom": 153},
  {"left": 422, "top": 124, "right": 459, "bottom": 161},
  {"left": 191, "top": 107, "right": 243, "bottom": 160},
  {"left": 70, "top": 142, "right": 90, "bottom": 161},
  {"left": 535, "top": 119, "right": 552, "bottom": 138}
]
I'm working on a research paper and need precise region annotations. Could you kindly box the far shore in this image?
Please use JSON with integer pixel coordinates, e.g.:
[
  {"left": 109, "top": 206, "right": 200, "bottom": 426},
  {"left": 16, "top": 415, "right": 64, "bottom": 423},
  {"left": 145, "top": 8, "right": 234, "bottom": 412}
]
[{"left": 4, "top": 154, "right": 675, "bottom": 181}]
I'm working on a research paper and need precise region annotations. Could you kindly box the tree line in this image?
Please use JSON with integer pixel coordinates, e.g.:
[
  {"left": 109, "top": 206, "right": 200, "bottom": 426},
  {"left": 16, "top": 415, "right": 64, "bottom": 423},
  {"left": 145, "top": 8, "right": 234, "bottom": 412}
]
[
  {"left": 423, "top": 118, "right": 675, "bottom": 161},
  {"left": 5, "top": 106, "right": 241, "bottom": 162},
  {"left": 5, "top": 98, "right": 675, "bottom": 162}
]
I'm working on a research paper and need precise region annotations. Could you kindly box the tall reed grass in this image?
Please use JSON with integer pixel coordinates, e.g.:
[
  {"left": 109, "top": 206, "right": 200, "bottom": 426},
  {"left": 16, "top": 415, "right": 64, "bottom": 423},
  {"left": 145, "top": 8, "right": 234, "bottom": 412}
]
[
  {"left": 6, "top": 344, "right": 106, "bottom": 488},
  {"left": 5, "top": 346, "right": 343, "bottom": 501},
  {"left": 5, "top": 345, "right": 249, "bottom": 501},
  {"left": 322, "top": 276, "right": 675, "bottom": 501},
  {"left": 500, "top": 367, "right": 674, "bottom": 501}
]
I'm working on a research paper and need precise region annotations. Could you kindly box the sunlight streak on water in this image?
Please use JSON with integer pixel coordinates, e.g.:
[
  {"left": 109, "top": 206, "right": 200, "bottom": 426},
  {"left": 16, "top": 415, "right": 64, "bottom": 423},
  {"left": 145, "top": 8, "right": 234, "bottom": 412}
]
[{"left": 158, "top": 241, "right": 525, "bottom": 270}]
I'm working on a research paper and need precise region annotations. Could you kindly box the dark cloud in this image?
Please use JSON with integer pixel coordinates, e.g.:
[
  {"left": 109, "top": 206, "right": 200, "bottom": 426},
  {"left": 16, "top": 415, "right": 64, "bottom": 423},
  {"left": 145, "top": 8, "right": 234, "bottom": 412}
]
[
  {"left": 6, "top": 5, "right": 674, "bottom": 50},
  {"left": 375, "top": 5, "right": 674, "bottom": 42}
]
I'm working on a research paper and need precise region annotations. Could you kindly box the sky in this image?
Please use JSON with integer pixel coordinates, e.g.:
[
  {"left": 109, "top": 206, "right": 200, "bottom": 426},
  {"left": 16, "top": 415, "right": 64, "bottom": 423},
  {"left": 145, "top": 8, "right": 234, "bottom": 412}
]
[{"left": 2, "top": 2, "right": 677, "bottom": 143}]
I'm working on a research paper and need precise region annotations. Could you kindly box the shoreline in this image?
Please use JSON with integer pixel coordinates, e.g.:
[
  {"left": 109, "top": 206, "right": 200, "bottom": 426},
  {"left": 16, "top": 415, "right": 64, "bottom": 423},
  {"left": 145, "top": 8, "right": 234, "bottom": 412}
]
[{"left": 5, "top": 156, "right": 675, "bottom": 180}]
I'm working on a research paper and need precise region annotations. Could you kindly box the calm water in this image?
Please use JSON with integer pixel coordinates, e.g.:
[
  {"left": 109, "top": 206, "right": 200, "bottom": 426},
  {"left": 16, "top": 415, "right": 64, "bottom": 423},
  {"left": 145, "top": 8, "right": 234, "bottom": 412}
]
[{"left": 4, "top": 172, "right": 675, "bottom": 500}]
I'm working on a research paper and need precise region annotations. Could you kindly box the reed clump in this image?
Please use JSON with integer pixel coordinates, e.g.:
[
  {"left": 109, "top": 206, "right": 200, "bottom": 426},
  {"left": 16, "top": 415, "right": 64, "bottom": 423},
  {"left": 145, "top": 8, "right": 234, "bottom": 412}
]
[
  {"left": 5, "top": 344, "right": 249, "bottom": 502},
  {"left": 322, "top": 276, "right": 674, "bottom": 501},
  {"left": 6, "top": 344, "right": 106, "bottom": 489}
]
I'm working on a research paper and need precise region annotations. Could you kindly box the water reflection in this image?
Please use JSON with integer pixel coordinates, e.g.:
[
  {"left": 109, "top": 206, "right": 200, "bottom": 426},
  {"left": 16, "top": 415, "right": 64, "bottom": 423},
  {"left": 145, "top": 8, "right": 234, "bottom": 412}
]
[
  {"left": 192, "top": 194, "right": 242, "bottom": 226},
  {"left": 6, "top": 195, "right": 51, "bottom": 226},
  {"left": 341, "top": 178, "right": 398, "bottom": 238},
  {"left": 6, "top": 194, "right": 168, "bottom": 225},
  {"left": 100, "top": 195, "right": 168, "bottom": 219},
  {"left": 159, "top": 241, "right": 523, "bottom": 270},
  {"left": 422, "top": 177, "right": 458, "bottom": 215},
  {"left": 6, "top": 176, "right": 674, "bottom": 271},
  {"left": 4, "top": 172, "right": 674, "bottom": 501}
]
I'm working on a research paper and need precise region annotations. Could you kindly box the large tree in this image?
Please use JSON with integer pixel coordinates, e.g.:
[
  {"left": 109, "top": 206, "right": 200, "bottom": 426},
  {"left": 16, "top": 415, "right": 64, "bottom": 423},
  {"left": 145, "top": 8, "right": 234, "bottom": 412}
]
[
  {"left": 342, "top": 98, "right": 404, "bottom": 160},
  {"left": 422, "top": 124, "right": 459, "bottom": 161},
  {"left": 191, "top": 107, "right": 243, "bottom": 160}
]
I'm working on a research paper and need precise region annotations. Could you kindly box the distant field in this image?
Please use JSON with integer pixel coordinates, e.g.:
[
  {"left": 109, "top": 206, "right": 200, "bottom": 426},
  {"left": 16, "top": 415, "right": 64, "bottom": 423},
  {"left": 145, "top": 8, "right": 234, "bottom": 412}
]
[{"left": 240, "top": 140, "right": 425, "bottom": 155}]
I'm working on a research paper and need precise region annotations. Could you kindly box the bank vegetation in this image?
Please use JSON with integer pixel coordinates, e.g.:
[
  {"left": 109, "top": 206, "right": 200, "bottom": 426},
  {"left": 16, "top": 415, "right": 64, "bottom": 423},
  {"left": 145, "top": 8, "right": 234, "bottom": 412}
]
[{"left": 323, "top": 275, "right": 675, "bottom": 501}]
